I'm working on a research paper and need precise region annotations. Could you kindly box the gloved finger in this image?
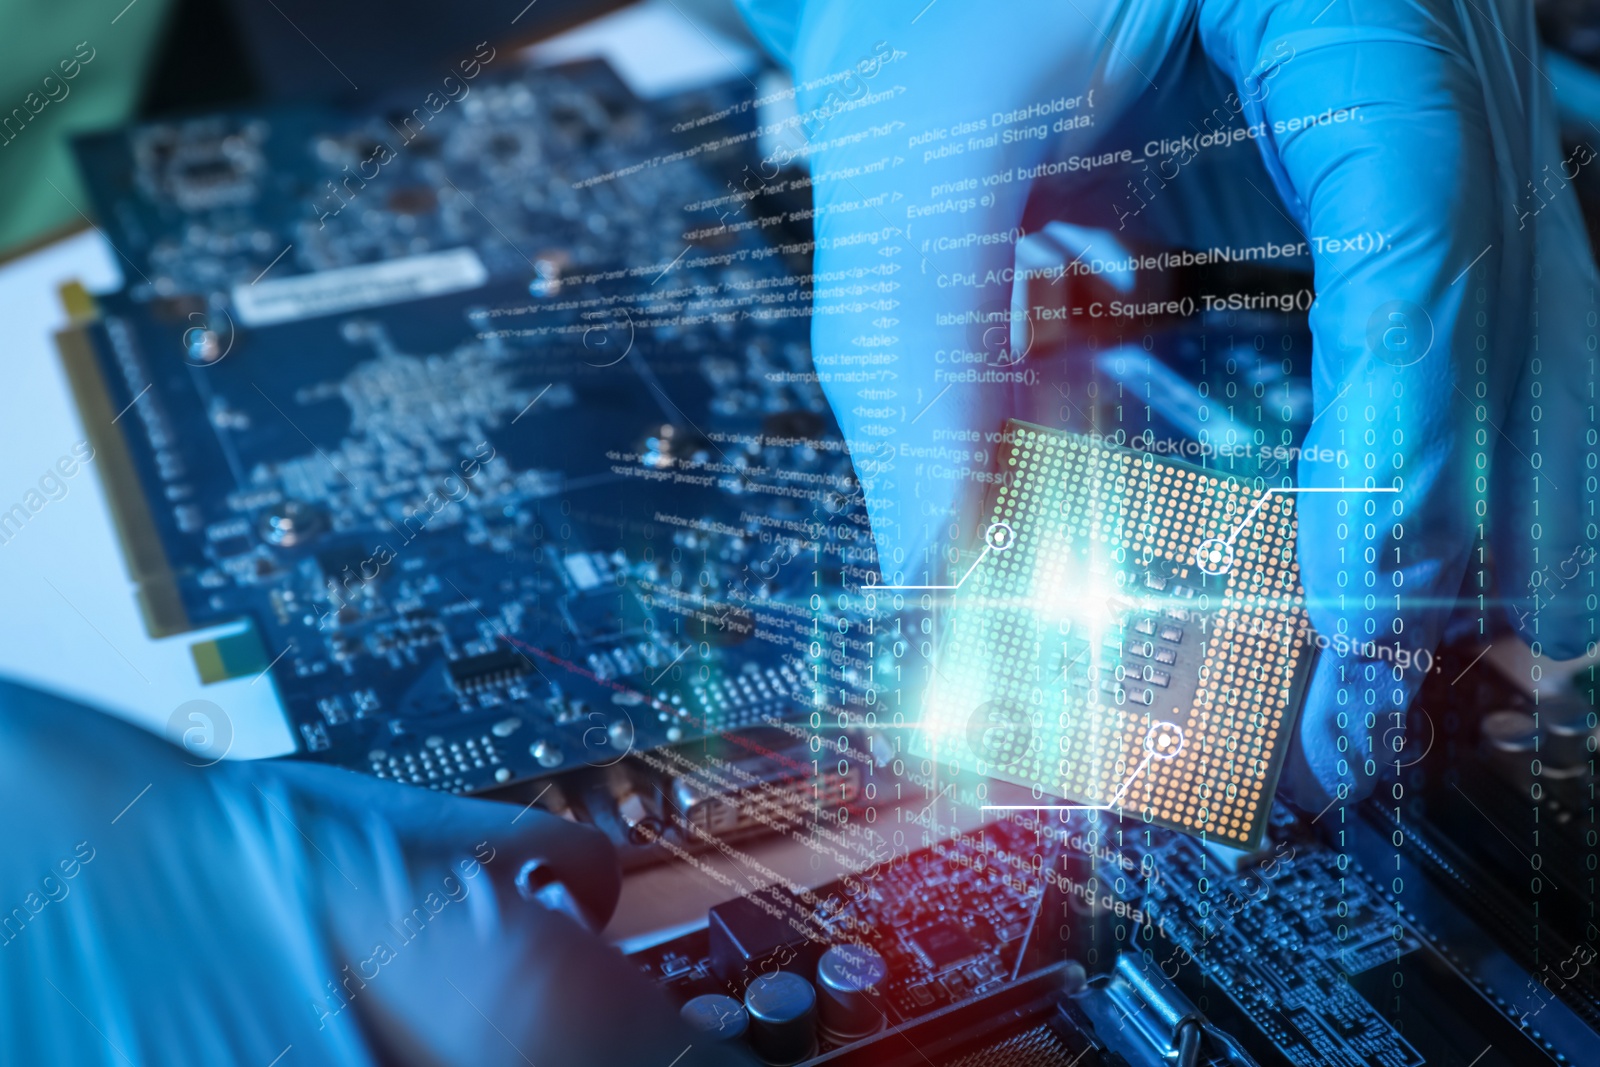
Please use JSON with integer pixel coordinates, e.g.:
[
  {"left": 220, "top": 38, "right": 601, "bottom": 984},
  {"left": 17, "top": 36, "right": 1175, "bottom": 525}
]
[
  {"left": 0, "top": 682, "right": 383, "bottom": 1067},
  {"left": 0, "top": 680, "right": 721, "bottom": 1066},
  {"left": 1547, "top": 49, "right": 1600, "bottom": 135},
  {"left": 734, "top": 0, "right": 803, "bottom": 68},
  {"left": 0, "top": 676, "right": 205, "bottom": 825},
  {"left": 998, "top": 35, "right": 1309, "bottom": 437},
  {"left": 351, "top": 891, "right": 756, "bottom": 1067},
  {"left": 1493, "top": 108, "right": 1600, "bottom": 661},
  {"left": 239, "top": 758, "right": 620, "bottom": 931},
  {"left": 1197, "top": 0, "right": 1536, "bottom": 805},
  {"left": 229, "top": 759, "right": 726, "bottom": 1066},
  {"left": 774, "top": 0, "right": 1197, "bottom": 582},
  {"left": 1015, "top": 32, "right": 1307, "bottom": 260}
]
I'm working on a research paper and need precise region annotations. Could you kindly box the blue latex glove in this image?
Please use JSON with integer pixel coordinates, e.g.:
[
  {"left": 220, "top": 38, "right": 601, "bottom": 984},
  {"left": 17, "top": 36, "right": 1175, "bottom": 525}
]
[
  {"left": 736, "top": 0, "right": 1600, "bottom": 806},
  {"left": 0, "top": 680, "right": 749, "bottom": 1066}
]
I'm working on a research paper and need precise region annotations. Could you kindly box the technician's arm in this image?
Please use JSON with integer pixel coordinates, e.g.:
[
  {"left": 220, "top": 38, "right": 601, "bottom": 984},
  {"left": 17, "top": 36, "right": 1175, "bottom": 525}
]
[
  {"left": 738, "top": 0, "right": 1600, "bottom": 806},
  {"left": 0, "top": 680, "right": 748, "bottom": 1066}
]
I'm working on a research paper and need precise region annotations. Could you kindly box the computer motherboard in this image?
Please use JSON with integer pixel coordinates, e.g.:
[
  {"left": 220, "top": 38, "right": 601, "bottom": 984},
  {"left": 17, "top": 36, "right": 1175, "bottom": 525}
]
[
  {"left": 63, "top": 58, "right": 880, "bottom": 791},
  {"left": 57, "top": 41, "right": 1600, "bottom": 1067},
  {"left": 629, "top": 772, "right": 1589, "bottom": 1067}
]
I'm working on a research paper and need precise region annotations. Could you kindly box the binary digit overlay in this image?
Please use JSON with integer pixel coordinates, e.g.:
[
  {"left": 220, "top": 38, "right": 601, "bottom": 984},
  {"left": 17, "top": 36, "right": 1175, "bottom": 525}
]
[{"left": 19, "top": 4, "right": 1600, "bottom": 1063}]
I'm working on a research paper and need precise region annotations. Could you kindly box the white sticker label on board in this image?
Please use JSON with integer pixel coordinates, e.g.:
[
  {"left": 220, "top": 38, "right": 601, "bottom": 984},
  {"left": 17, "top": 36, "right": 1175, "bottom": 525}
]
[{"left": 231, "top": 248, "right": 489, "bottom": 326}]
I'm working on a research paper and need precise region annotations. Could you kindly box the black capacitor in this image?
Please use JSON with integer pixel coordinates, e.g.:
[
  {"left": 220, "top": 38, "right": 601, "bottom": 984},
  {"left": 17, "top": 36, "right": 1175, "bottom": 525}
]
[
  {"left": 743, "top": 971, "right": 817, "bottom": 1065},
  {"left": 708, "top": 887, "right": 822, "bottom": 986},
  {"left": 1543, "top": 699, "right": 1596, "bottom": 769},
  {"left": 816, "top": 943, "right": 888, "bottom": 1041},
  {"left": 1482, "top": 710, "right": 1537, "bottom": 753},
  {"left": 680, "top": 994, "right": 748, "bottom": 1042}
]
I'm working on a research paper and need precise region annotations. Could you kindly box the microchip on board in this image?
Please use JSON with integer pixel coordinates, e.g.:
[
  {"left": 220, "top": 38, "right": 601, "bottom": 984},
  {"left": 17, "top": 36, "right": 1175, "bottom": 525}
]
[
  {"left": 446, "top": 646, "right": 535, "bottom": 693},
  {"left": 907, "top": 922, "right": 984, "bottom": 972},
  {"left": 912, "top": 422, "right": 1315, "bottom": 848}
]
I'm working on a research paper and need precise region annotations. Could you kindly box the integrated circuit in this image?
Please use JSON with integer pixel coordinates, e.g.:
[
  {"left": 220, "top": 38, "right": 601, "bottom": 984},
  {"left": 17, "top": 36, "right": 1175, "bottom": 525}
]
[
  {"left": 58, "top": 60, "right": 867, "bottom": 792},
  {"left": 906, "top": 922, "right": 984, "bottom": 973},
  {"left": 913, "top": 422, "right": 1313, "bottom": 847},
  {"left": 446, "top": 646, "right": 536, "bottom": 693}
]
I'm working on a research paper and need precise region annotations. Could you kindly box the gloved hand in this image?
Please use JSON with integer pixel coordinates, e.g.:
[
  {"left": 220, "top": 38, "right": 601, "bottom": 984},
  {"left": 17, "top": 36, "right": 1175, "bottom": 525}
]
[
  {"left": 0, "top": 680, "right": 749, "bottom": 1066},
  {"left": 735, "top": 0, "right": 1600, "bottom": 806}
]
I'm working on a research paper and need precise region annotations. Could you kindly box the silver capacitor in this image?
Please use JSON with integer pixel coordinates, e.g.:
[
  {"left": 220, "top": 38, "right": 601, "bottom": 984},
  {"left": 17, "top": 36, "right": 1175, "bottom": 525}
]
[
  {"left": 743, "top": 971, "right": 817, "bottom": 1065},
  {"left": 1481, "top": 710, "right": 1537, "bottom": 754},
  {"left": 816, "top": 943, "right": 888, "bottom": 1042},
  {"left": 680, "top": 994, "right": 748, "bottom": 1043},
  {"left": 1542, "top": 700, "right": 1595, "bottom": 770}
]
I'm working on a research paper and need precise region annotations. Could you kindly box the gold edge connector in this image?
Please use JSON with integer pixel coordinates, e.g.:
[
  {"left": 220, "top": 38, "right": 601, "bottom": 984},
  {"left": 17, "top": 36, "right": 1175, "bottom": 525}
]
[{"left": 54, "top": 282, "right": 192, "bottom": 638}]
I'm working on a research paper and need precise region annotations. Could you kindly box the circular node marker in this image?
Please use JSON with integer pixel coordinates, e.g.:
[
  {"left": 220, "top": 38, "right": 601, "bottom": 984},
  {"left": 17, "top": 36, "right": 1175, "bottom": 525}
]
[
  {"left": 1195, "top": 537, "right": 1234, "bottom": 575},
  {"left": 1366, "top": 300, "right": 1434, "bottom": 368},
  {"left": 985, "top": 521, "right": 1016, "bottom": 552},
  {"left": 166, "top": 699, "right": 234, "bottom": 767},
  {"left": 1144, "top": 722, "right": 1186, "bottom": 761},
  {"left": 964, "top": 698, "right": 1032, "bottom": 771}
]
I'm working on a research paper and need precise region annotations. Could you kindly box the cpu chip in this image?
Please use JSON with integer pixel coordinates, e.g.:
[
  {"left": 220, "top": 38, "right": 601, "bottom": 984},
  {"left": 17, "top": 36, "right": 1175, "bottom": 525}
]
[{"left": 912, "top": 423, "right": 1313, "bottom": 848}]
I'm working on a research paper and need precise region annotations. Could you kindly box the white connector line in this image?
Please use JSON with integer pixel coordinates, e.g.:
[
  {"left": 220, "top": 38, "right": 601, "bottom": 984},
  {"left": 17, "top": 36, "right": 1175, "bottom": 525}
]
[
  {"left": 1106, "top": 755, "right": 1154, "bottom": 808},
  {"left": 649, "top": 644, "right": 692, "bottom": 685},
  {"left": 1227, "top": 485, "right": 1399, "bottom": 547},
  {"left": 980, "top": 804, "right": 1111, "bottom": 812},
  {"left": 511, "top": 383, "right": 553, "bottom": 424},
  {"left": 864, "top": 521, "right": 1016, "bottom": 591},
  {"left": 111, "top": 384, "right": 152, "bottom": 425},
  {"left": 863, "top": 545, "right": 992, "bottom": 592}
]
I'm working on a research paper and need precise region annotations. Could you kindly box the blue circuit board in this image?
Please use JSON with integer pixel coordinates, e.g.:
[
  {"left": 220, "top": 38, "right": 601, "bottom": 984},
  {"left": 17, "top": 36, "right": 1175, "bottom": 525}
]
[
  {"left": 63, "top": 56, "right": 1321, "bottom": 800},
  {"left": 66, "top": 59, "right": 876, "bottom": 792}
]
